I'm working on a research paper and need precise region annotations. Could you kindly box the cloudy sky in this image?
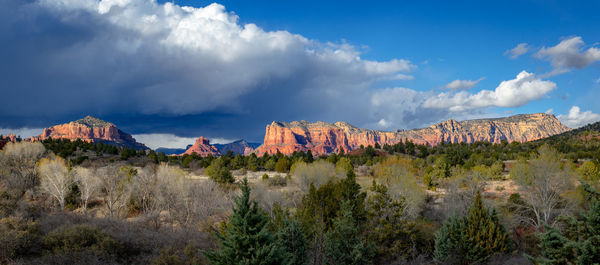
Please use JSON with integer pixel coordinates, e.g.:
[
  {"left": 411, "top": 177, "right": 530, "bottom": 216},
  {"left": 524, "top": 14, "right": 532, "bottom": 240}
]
[{"left": 1, "top": 0, "right": 599, "bottom": 149}]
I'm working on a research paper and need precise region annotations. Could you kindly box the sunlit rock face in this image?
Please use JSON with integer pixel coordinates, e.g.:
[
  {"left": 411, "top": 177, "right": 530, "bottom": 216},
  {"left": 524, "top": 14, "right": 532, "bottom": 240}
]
[
  {"left": 33, "top": 116, "right": 148, "bottom": 150},
  {"left": 254, "top": 113, "right": 570, "bottom": 155},
  {"left": 182, "top": 136, "right": 221, "bottom": 156}
]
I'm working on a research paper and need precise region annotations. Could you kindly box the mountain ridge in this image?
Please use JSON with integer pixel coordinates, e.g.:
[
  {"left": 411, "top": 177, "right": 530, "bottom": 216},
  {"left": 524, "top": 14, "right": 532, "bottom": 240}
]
[{"left": 254, "top": 113, "right": 571, "bottom": 155}]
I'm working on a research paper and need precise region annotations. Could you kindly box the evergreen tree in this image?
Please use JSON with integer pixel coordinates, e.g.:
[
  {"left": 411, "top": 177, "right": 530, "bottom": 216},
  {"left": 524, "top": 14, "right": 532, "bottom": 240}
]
[
  {"left": 531, "top": 184, "right": 600, "bottom": 265},
  {"left": 323, "top": 200, "right": 374, "bottom": 265},
  {"left": 204, "top": 178, "right": 283, "bottom": 265},
  {"left": 366, "top": 181, "right": 417, "bottom": 263},
  {"left": 434, "top": 193, "right": 510, "bottom": 264},
  {"left": 277, "top": 219, "right": 308, "bottom": 265}
]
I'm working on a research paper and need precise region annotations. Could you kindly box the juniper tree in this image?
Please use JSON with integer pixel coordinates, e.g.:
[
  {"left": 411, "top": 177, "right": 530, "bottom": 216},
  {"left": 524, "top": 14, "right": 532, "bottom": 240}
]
[
  {"left": 434, "top": 192, "right": 511, "bottom": 264},
  {"left": 204, "top": 178, "right": 283, "bottom": 265}
]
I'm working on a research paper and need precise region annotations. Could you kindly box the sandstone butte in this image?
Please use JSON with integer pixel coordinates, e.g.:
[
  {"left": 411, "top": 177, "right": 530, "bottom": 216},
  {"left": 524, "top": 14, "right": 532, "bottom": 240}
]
[
  {"left": 253, "top": 113, "right": 571, "bottom": 156},
  {"left": 30, "top": 115, "right": 148, "bottom": 150},
  {"left": 182, "top": 136, "right": 221, "bottom": 156}
]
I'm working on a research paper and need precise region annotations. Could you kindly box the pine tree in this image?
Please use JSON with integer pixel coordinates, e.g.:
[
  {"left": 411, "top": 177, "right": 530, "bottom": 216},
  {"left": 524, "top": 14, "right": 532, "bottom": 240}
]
[
  {"left": 323, "top": 200, "right": 374, "bottom": 265},
  {"left": 204, "top": 178, "right": 283, "bottom": 265},
  {"left": 277, "top": 219, "right": 308, "bottom": 265}
]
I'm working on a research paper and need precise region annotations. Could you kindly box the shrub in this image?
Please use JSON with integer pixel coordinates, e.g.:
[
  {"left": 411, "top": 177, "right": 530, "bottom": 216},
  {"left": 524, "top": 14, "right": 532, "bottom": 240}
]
[
  {"left": 267, "top": 175, "right": 287, "bottom": 187},
  {"left": 262, "top": 173, "right": 269, "bottom": 180},
  {"left": 0, "top": 217, "right": 43, "bottom": 262},
  {"left": 44, "top": 224, "right": 121, "bottom": 255},
  {"left": 206, "top": 158, "right": 234, "bottom": 184},
  {"left": 275, "top": 157, "right": 291, "bottom": 173}
]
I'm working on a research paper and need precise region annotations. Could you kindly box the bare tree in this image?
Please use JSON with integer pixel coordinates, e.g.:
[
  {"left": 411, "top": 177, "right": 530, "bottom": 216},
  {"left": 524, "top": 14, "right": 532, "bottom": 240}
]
[
  {"left": 98, "top": 165, "right": 132, "bottom": 218},
  {"left": 153, "top": 163, "right": 233, "bottom": 227},
  {"left": 373, "top": 156, "right": 426, "bottom": 219},
  {"left": 0, "top": 141, "right": 45, "bottom": 199},
  {"left": 510, "top": 145, "right": 575, "bottom": 229},
  {"left": 73, "top": 166, "right": 101, "bottom": 213},
  {"left": 37, "top": 156, "right": 73, "bottom": 210},
  {"left": 292, "top": 160, "right": 340, "bottom": 193}
]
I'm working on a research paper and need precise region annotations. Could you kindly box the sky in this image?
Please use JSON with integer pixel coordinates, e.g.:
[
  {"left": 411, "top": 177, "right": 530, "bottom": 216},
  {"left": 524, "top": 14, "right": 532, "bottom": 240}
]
[{"left": 1, "top": 0, "right": 599, "bottom": 149}]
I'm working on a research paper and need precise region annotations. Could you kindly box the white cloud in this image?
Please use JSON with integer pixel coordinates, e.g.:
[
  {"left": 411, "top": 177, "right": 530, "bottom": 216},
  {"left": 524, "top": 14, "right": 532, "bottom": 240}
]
[
  {"left": 505, "top": 43, "right": 529, "bottom": 59},
  {"left": 0, "top": 128, "right": 44, "bottom": 138},
  {"left": 133, "top": 133, "right": 237, "bottom": 149},
  {"left": 445, "top": 77, "right": 484, "bottom": 90},
  {"left": 545, "top": 108, "right": 554, "bottom": 115},
  {"left": 2, "top": 0, "right": 413, "bottom": 120},
  {"left": 423, "top": 71, "right": 556, "bottom": 112},
  {"left": 557, "top": 106, "right": 600, "bottom": 128},
  {"left": 133, "top": 133, "right": 197, "bottom": 149},
  {"left": 536, "top": 36, "right": 600, "bottom": 73}
]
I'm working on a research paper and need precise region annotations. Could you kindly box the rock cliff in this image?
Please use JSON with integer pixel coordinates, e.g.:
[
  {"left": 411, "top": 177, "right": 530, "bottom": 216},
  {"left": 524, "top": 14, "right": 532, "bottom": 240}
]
[
  {"left": 33, "top": 116, "right": 148, "bottom": 150},
  {"left": 254, "top": 113, "right": 570, "bottom": 155},
  {"left": 182, "top": 136, "right": 221, "bottom": 156}
]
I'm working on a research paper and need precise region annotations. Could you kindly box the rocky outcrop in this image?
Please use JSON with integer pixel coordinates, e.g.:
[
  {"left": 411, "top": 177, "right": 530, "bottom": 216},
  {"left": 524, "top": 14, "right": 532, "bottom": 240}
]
[
  {"left": 33, "top": 116, "right": 148, "bottom": 150},
  {"left": 182, "top": 137, "right": 220, "bottom": 156},
  {"left": 214, "top": 140, "right": 260, "bottom": 155},
  {"left": 254, "top": 113, "right": 571, "bottom": 155}
]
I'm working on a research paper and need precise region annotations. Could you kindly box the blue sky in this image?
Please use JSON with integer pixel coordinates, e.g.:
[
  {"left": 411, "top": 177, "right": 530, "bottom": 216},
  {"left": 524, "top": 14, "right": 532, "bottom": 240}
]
[{"left": 0, "top": 0, "right": 599, "bottom": 149}]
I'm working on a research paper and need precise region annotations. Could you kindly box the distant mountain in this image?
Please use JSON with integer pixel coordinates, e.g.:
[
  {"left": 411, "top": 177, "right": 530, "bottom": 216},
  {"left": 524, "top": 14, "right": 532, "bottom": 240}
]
[
  {"left": 255, "top": 113, "right": 571, "bottom": 155},
  {"left": 155, "top": 145, "right": 192, "bottom": 155},
  {"left": 181, "top": 136, "right": 220, "bottom": 156},
  {"left": 32, "top": 115, "right": 149, "bottom": 150},
  {"left": 214, "top": 140, "right": 260, "bottom": 155}
]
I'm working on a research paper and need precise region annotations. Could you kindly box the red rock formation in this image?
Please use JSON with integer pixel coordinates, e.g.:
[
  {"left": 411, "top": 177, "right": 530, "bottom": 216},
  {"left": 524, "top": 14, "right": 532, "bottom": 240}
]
[
  {"left": 182, "top": 136, "right": 221, "bottom": 156},
  {"left": 254, "top": 113, "right": 571, "bottom": 155},
  {"left": 33, "top": 116, "right": 148, "bottom": 149}
]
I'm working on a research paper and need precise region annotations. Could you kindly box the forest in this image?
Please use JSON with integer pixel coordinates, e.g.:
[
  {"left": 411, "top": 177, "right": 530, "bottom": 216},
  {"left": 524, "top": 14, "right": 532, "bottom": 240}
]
[{"left": 1, "top": 126, "right": 599, "bottom": 265}]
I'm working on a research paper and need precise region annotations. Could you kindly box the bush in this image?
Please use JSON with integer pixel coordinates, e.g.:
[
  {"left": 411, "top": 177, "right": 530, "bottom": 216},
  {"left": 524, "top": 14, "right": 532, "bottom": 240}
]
[
  {"left": 205, "top": 158, "right": 234, "bottom": 184},
  {"left": 275, "top": 157, "right": 291, "bottom": 173},
  {"left": 267, "top": 175, "right": 287, "bottom": 187},
  {"left": 262, "top": 173, "right": 269, "bottom": 180},
  {"left": 44, "top": 224, "right": 122, "bottom": 255},
  {"left": 0, "top": 217, "right": 43, "bottom": 262}
]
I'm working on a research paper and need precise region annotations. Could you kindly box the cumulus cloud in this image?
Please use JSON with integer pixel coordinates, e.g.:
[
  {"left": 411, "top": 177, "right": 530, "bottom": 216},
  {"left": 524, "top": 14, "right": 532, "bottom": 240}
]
[
  {"left": 536, "top": 36, "right": 600, "bottom": 74},
  {"left": 557, "top": 106, "right": 600, "bottom": 128},
  {"left": 0, "top": 0, "right": 413, "bottom": 133},
  {"left": 445, "top": 77, "right": 484, "bottom": 90},
  {"left": 505, "top": 43, "right": 529, "bottom": 59},
  {"left": 423, "top": 71, "right": 556, "bottom": 112}
]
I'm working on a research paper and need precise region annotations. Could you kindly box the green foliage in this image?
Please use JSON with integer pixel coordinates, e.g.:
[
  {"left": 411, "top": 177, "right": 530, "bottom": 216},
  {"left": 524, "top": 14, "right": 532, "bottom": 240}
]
[
  {"left": 531, "top": 187, "right": 600, "bottom": 265},
  {"left": 275, "top": 156, "right": 291, "bottom": 173},
  {"left": 277, "top": 219, "right": 308, "bottom": 265},
  {"left": 43, "top": 224, "right": 121, "bottom": 255},
  {"left": 578, "top": 161, "right": 600, "bottom": 182},
  {"left": 206, "top": 158, "right": 234, "bottom": 184},
  {"left": 434, "top": 193, "right": 511, "bottom": 264},
  {"left": 0, "top": 217, "right": 43, "bottom": 262},
  {"left": 323, "top": 200, "right": 374, "bottom": 265},
  {"left": 204, "top": 178, "right": 283, "bottom": 265},
  {"left": 366, "top": 181, "right": 417, "bottom": 263}
]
